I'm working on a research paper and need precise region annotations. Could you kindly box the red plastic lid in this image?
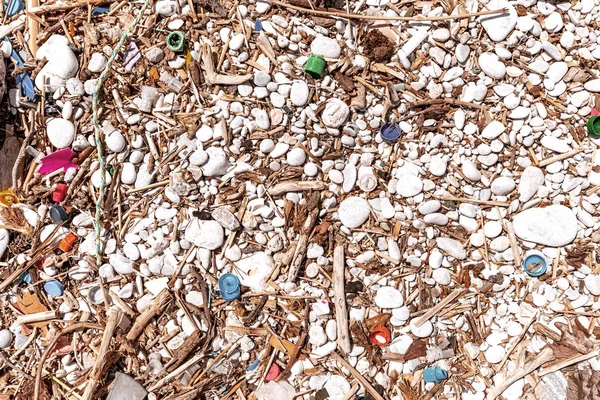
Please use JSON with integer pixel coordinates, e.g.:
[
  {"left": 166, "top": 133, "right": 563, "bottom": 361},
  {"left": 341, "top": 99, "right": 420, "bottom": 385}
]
[
  {"left": 265, "top": 363, "right": 281, "bottom": 381},
  {"left": 53, "top": 184, "right": 68, "bottom": 202},
  {"left": 370, "top": 326, "right": 391, "bottom": 346},
  {"left": 591, "top": 108, "right": 600, "bottom": 116}
]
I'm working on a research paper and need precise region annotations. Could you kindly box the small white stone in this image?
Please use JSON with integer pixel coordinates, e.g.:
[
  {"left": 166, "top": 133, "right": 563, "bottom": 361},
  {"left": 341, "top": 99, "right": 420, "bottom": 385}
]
[
  {"left": 109, "top": 254, "right": 134, "bottom": 275},
  {"left": 290, "top": 81, "right": 309, "bottom": 106},
  {"left": 584, "top": 79, "right": 600, "bottom": 92},
  {"left": 485, "top": 346, "right": 505, "bottom": 364},
  {"left": 47, "top": 118, "right": 75, "bottom": 149},
  {"left": 481, "top": 121, "right": 506, "bottom": 139},
  {"left": 409, "top": 319, "right": 433, "bottom": 338},
  {"left": 462, "top": 160, "right": 481, "bottom": 182},
  {"left": 229, "top": 34, "right": 245, "bottom": 50},
  {"left": 479, "top": 0, "right": 517, "bottom": 42},
  {"left": 519, "top": 166, "right": 544, "bottom": 202},
  {"left": 0, "top": 329, "right": 12, "bottom": 348},
  {"left": 322, "top": 99, "right": 349, "bottom": 128},
  {"left": 184, "top": 219, "right": 224, "bottom": 250},
  {"left": 513, "top": 205, "right": 578, "bottom": 247},
  {"left": 338, "top": 197, "right": 370, "bottom": 228},
  {"left": 479, "top": 53, "right": 506, "bottom": 79},
  {"left": 287, "top": 148, "right": 306, "bottom": 166},
  {"left": 88, "top": 52, "right": 107, "bottom": 73},
  {"left": 311, "top": 36, "right": 341, "bottom": 58},
  {"left": 436, "top": 238, "right": 466, "bottom": 260},
  {"left": 121, "top": 163, "right": 137, "bottom": 185},
  {"left": 584, "top": 275, "right": 600, "bottom": 296},
  {"left": 375, "top": 286, "right": 404, "bottom": 309},
  {"left": 432, "top": 268, "right": 451, "bottom": 285},
  {"left": 429, "top": 156, "right": 447, "bottom": 176},
  {"left": 396, "top": 175, "right": 423, "bottom": 197},
  {"left": 491, "top": 177, "right": 516, "bottom": 196}
]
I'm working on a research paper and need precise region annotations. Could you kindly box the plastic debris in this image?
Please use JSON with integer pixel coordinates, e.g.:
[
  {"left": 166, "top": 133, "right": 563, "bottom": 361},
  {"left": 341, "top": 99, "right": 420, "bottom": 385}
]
[
  {"left": 38, "top": 148, "right": 78, "bottom": 175},
  {"left": 218, "top": 273, "right": 241, "bottom": 301},
  {"left": 523, "top": 250, "right": 548, "bottom": 277},
  {"left": 423, "top": 366, "right": 448, "bottom": 383},
  {"left": 304, "top": 54, "right": 326, "bottom": 78},
  {"left": 166, "top": 31, "right": 185, "bottom": 52}
]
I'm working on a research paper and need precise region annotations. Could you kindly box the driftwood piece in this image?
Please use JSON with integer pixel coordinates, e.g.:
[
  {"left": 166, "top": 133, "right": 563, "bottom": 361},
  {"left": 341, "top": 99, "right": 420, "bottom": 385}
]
[
  {"left": 287, "top": 207, "right": 319, "bottom": 281},
  {"left": 126, "top": 289, "right": 173, "bottom": 341},
  {"left": 486, "top": 347, "right": 554, "bottom": 400},
  {"left": 267, "top": 181, "right": 327, "bottom": 196},
  {"left": 81, "top": 308, "right": 122, "bottom": 400},
  {"left": 330, "top": 351, "right": 385, "bottom": 400},
  {"left": 0, "top": 135, "right": 22, "bottom": 191},
  {"left": 333, "top": 245, "right": 351, "bottom": 354},
  {"left": 201, "top": 45, "right": 251, "bottom": 85}
]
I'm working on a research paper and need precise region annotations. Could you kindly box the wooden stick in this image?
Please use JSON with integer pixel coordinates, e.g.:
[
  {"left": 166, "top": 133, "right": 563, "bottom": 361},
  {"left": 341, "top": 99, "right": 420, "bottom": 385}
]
[
  {"left": 413, "top": 290, "right": 465, "bottom": 327},
  {"left": 35, "top": 323, "right": 103, "bottom": 400},
  {"left": 497, "top": 313, "right": 537, "bottom": 370},
  {"left": 125, "top": 180, "right": 169, "bottom": 194},
  {"left": 505, "top": 221, "right": 521, "bottom": 267},
  {"left": 126, "top": 289, "right": 172, "bottom": 341},
  {"left": 270, "top": 0, "right": 507, "bottom": 21},
  {"left": 330, "top": 352, "right": 385, "bottom": 400},
  {"left": 539, "top": 350, "right": 600, "bottom": 376},
  {"left": 15, "top": 311, "right": 57, "bottom": 325},
  {"left": 81, "top": 308, "right": 122, "bottom": 400},
  {"left": 442, "top": 196, "right": 510, "bottom": 207},
  {"left": 333, "top": 245, "right": 351, "bottom": 354},
  {"left": 486, "top": 347, "right": 554, "bottom": 400},
  {"left": 29, "top": 0, "right": 109, "bottom": 14},
  {"left": 538, "top": 147, "right": 583, "bottom": 167},
  {"left": 267, "top": 181, "right": 327, "bottom": 196},
  {"left": 287, "top": 208, "right": 319, "bottom": 281}
]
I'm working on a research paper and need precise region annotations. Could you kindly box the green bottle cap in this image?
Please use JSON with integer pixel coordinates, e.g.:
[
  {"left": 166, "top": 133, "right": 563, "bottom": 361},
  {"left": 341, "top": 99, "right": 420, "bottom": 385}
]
[
  {"left": 588, "top": 116, "right": 600, "bottom": 137},
  {"left": 304, "top": 55, "right": 326, "bottom": 78},
  {"left": 167, "top": 31, "right": 185, "bottom": 53}
]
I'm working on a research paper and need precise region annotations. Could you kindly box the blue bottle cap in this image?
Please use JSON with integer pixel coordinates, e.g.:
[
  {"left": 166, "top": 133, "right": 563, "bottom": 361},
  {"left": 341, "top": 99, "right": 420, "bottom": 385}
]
[
  {"left": 523, "top": 251, "right": 547, "bottom": 277},
  {"left": 19, "top": 271, "right": 31, "bottom": 283},
  {"left": 380, "top": 122, "right": 401, "bottom": 142},
  {"left": 423, "top": 366, "right": 448, "bottom": 383},
  {"left": 218, "top": 274, "right": 241, "bottom": 301},
  {"left": 5, "top": 0, "right": 24, "bottom": 18},
  {"left": 49, "top": 205, "right": 68, "bottom": 224},
  {"left": 44, "top": 280, "right": 64, "bottom": 297}
]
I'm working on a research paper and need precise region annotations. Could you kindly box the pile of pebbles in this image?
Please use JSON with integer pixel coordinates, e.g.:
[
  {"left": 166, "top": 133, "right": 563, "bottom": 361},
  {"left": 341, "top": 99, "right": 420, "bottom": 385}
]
[{"left": 1, "top": 0, "right": 600, "bottom": 398}]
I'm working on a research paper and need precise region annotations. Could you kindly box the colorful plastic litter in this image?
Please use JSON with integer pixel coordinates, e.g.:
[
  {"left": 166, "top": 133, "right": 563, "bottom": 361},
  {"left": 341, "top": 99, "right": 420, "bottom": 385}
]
[
  {"left": 587, "top": 116, "right": 600, "bottom": 137},
  {"left": 218, "top": 273, "right": 241, "bottom": 301},
  {"left": 304, "top": 55, "right": 326, "bottom": 79},
  {"left": 369, "top": 325, "right": 391, "bottom": 346},
  {"left": 265, "top": 363, "right": 281, "bottom": 381},
  {"left": 0, "top": 190, "right": 19, "bottom": 207},
  {"left": 523, "top": 250, "right": 547, "bottom": 277},
  {"left": 123, "top": 42, "right": 142, "bottom": 71},
  {"left": 423, "top": 366, "right": 448, "bottom": 383},
  {"left": 166, "top": 31, "right": 185, "bottom": 52},
  {"left": 380, "top": 122, "right": 402, "bottom": 142},
  {"left": 6, "top": 38, "right": 35, "bottom": 100},
  {"left": 52, "top": 184, "right": 68, "bottom": 203},
  {"left": 43, "top": 280, "right": 64, "bottom": 296},
  {"left": 4, "top": 0, "right": 24, "bottom": 17},
  {"left": 38, "top": 148, "right": 78, "bottom": 175}
]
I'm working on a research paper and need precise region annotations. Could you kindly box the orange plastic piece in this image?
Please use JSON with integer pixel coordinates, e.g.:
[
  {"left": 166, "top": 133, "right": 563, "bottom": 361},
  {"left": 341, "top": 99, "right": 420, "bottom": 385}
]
[{"left": 58, "top": 233, "right": 78, "bottom": 252}]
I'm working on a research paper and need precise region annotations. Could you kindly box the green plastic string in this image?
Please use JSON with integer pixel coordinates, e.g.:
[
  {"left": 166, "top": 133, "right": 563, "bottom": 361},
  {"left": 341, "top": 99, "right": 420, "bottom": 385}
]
[{"left": 92, "top": 0, "right": 151, "bottom": 266}]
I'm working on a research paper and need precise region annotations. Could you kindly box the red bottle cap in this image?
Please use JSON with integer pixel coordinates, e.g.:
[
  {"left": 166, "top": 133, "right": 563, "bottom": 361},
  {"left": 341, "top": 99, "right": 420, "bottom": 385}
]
[
  {"left": 265, "top": 363, "right": 281, "bottom": 381},
  {"left": 53, "top": 184, "right": 68, "bottom": 203},
  {"left": 370, "top": 326, "right": 391, "bottom": 346},
  {"left": 59, "top": 233, "right": 78, "bottom": 252},
  {"left": 591, "top": 108, "right": 600, "bottom": 116}
]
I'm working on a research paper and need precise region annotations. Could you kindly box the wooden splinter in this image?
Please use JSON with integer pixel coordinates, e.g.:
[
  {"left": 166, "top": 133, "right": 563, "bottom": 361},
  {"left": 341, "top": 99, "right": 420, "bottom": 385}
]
[
  {"left": 126, "top": 289, "right": 173, "bottom": 341},
  {"left": 333, "top": 245, "right": 351, "bottom": 354},
  {"left": 485, "top": 347, "right": 554, "bottom": 400}
]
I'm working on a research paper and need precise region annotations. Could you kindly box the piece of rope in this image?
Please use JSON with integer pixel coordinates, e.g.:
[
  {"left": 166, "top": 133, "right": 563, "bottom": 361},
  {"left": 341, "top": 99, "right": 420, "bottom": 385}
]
[{"left": 91, "top": 0, "right": 151, "bottom": 266}]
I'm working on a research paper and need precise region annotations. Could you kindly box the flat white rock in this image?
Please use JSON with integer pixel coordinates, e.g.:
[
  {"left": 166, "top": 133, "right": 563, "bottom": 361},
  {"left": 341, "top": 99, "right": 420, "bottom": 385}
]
[
  {"left": 184, "top": 219, "right": 224, "bottom": 249},
  {"left": 513, "top": 205, "right": 578, "bottom": 246},
  {"left": 584, "top": 275, "right": 600, "bottom": 296},
  {"left": 235, "top": 252, "right": 275, "bottom": 292},
  {"left": 338, "top": 197, "right": 370, "bottom": 228},
  {"left": 491, "top": 176, "right": 516, "bottom": 195},
  {"left": 479, "top": 53, "right": 506, "bottom": 79},
  {"left": 541, "top": 136, "right": 571, "bottom": 153},
  {"left": 479, "top": 0, "right": 517, "bottom": 42},
  {"left": 311, "top": 36, "right": 341, "bottom": 58},
  {"left": 519, "top": 166, "right": 544, "bottom": 202},
  {"left": 290, "top": 81, "right": 309, "bottom": 106},
  {"left": 375, "top": 286, "right": 404, "bottom": 309},
  {"left": 584, "top": 79, "right": 600, "bottom": 92},
  {"left": 47, "top": 118, "right": 75, "bottom": 149},
  {"left": 481, "top": 121, "right": 506, "bottom": 139},
  {"left": 321, "top": 99, "right": 349, "bottom": 128},
  {"left": 436, "top": 237, "right": 466, "bottom": 259},
  {"left": 396, "top": 175, "right": 423, "bottom": 197}
]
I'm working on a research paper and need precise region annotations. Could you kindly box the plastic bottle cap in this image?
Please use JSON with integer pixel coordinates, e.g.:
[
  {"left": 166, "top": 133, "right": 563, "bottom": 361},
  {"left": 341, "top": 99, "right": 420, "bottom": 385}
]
[
  {"left": 380, "top": 122, "right": 401, "bottom": 142},
  {"left": 44, "top": 280, "right": 64, "bottom": 297},
  {"left": 166, "top": 31, "right": 185, "bottom": 52},
  {"left": 53, "top": 184, "right": 68, "bottom": 202},
  {"left": 523, "top": 251, "right": 547, "bottom": 277},
  {"left": 304, "top": 55, "right": 327, "bottom": 79},
  {"left": 587, "top": 116, "right": 600, "bottom": 137},
  {"left": 59, "top": 233, "right": 78, "bottom": 252},
  {"left": 50, "top": 205, "right": 69, "bottom": 224},
  {"left": 218, "top": 273, "right": 241, "bottom": 301},
  {"left": 369, "top": 326, "right": 391, "bottom": 346},
  {"left": 359, "top": 175, "right": 377, "bottom": 192},
  {"left": 0, "top": 190, "right": 19, "bottom": 207},
  {"left": 265, "top": 363, "right": 281, "bottom": 381},
  {"left": 255, "top": 18, "right": 263, "bottom": 31},
  {"left": 19, "top": 271, "right": 31, "bottom": 283},
  {"left": 423, "top": 366, "right": 448, "bottom": 383}
]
